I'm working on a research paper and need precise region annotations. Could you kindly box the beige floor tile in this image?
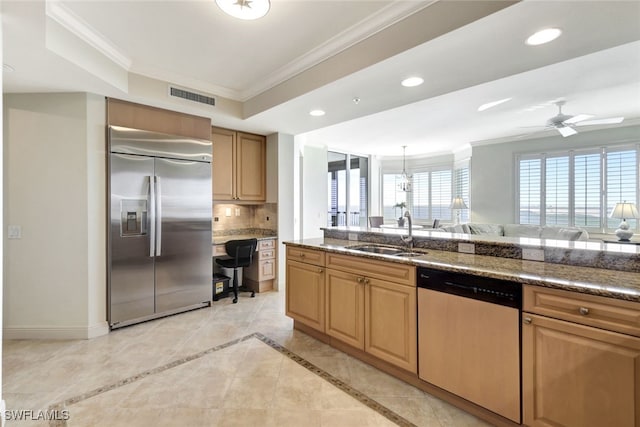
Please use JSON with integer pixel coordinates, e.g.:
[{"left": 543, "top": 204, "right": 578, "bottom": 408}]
[{"left": 3, "top": 290, "right": 495, "bottom": 427}]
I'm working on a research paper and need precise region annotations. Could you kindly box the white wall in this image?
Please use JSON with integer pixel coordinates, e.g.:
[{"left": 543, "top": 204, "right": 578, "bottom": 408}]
[
  {"left": 471, "top": 124, "right": 640, "bottom": 224},
  {"left": 301, "top": 144, "right": 328, "bottom": 238},
  {"left": 3, "top": 93, "right": 108, "bottom": 339},
  {"left": 267, "top": 132, "right": 295, "bottom": 289}
]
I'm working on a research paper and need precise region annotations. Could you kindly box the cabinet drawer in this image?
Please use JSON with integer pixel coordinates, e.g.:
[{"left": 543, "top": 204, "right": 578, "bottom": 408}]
[
  {"left": 524, "top": 285, "right": 640, "bottom": 337},
  {"left": 259, "top": 249, "right": 275, "bottom": 260},
  {"left": 286, "top": 247, "right": 325, "bottom": 267},
  {"left": 326, "top": 253, "right": 415, "bottom": 287},
  {"left": 259, "top": 239, "right": 275, "bottom": 251}
]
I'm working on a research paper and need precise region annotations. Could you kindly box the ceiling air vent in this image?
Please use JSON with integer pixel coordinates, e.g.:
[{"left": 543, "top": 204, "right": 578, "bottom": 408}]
[{"left": 169, "top": 86, "right": 216, "bottom": 107}]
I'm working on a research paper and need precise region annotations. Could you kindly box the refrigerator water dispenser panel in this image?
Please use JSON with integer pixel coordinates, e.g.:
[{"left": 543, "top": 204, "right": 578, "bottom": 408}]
[{"left": 120, "top": 199, "right": 147, "bottom": 236}]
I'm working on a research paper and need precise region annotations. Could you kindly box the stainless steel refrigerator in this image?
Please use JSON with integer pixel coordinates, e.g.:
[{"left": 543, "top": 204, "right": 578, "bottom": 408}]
[{"left": 108, "top": 126, "right": 212, "bottom": 329}]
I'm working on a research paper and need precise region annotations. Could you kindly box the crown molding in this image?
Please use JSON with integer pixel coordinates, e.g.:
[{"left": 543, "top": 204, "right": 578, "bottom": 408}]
[{"left": 46, "top": 0, "right": 132, "bottom": 70}]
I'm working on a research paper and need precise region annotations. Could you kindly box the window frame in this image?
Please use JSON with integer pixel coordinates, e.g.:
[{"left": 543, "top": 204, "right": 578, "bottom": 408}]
[{"left": 515, "top": 144, "right": 640, "bottom": 233}]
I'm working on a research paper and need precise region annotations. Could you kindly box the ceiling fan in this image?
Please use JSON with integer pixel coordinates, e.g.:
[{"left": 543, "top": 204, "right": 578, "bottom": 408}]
[{"left": 539, "top": 101, "right": 625, "bottom": 137}]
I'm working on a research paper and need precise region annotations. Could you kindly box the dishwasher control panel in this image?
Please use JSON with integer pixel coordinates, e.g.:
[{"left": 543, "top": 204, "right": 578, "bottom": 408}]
[{"left": 417, "top": 267, "right": 521, "bottom": 309}]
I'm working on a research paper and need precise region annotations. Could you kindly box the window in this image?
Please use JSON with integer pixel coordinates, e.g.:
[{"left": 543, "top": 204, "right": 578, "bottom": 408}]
[
  {"left": 454, "top": 165, "right": 470, "bottom": 223},
  {"left": 516, "top": 146, "right": 639, "bottom": 232},
  {"left": 382, "top": 167, "right": 454, "bottom": 222}
]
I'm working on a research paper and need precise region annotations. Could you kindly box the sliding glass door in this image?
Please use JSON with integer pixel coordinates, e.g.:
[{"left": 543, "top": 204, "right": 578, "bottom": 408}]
[{"left": 328, "top": 152, "right": 368, "bottom": 227}]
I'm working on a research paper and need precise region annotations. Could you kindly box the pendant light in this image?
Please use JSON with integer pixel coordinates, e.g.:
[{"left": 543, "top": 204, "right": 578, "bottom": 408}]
[
  {"left": 399, "top": 145, "right": 412, "bottom": 192},
  {"left": 216, "top": 0, "right": 270, "bottom": 20}
]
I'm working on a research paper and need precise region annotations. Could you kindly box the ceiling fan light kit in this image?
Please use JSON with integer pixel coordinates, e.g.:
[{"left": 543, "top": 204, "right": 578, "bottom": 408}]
[{"left": 216, "top": 0, "right": 270, "bottom": 20}]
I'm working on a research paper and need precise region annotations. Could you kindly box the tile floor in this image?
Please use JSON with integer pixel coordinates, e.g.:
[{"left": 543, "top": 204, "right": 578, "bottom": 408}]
[{"left": 3, "top": 290, "right": 491, "bottom": 426}]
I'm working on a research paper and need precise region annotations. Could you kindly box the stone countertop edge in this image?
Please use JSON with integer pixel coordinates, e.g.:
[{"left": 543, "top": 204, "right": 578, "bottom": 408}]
[
  {"left": 213, "top": 234, "right": 277, "bottom": 245},
  {"left": 284, "top": 238, "right": 640, "bottom": 303}
]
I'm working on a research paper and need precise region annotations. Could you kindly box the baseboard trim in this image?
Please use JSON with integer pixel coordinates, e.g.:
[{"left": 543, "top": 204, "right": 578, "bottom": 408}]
[{"left": 4, "top": 321, "right": 110, "bottom": 340}]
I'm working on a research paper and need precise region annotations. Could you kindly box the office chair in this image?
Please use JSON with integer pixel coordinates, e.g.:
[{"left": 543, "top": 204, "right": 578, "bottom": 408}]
[{"left": 215, "top": 238, "right": 257, "bottom": 303}]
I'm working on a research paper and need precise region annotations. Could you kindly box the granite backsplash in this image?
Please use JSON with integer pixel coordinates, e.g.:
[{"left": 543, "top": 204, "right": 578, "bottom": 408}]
[{"left": 213, "top": 203, "right": 277, "bottom": 236}]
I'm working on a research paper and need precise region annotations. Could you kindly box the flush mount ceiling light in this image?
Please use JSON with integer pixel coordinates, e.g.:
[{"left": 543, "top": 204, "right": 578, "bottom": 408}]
[
  {"left": 526, "top": 28, "right": 562, "bottom": 46},
  {"left": 478, "top": 97, "right": 512, "bottom": 112},
  {"left": 216, "top": 0, "right": 270, "bottom": 20},
  {"left": 401, "top": 77, "right": 424, "bottom": 88},
  {"left": 309, "top": 109, "right": 325, "bottom": 117}
]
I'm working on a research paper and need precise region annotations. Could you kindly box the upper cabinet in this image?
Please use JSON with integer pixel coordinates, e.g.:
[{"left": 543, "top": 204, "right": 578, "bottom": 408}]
[{"left": 211, "top": 127, "right": 266, "bottom": 202}]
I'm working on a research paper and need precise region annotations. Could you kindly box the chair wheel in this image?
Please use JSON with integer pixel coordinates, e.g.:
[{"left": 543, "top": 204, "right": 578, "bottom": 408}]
[
  {"left": 233, "top": 297, "right": 238, "bottom": 303},
  {"left": 251, "top": 291, "right": 256, "bottom": 298}
]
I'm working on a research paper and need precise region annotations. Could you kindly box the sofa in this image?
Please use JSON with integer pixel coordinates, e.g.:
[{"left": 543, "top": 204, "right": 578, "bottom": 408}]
[{"left": 438, "top": 223, "right": 589, "bottom": 241}]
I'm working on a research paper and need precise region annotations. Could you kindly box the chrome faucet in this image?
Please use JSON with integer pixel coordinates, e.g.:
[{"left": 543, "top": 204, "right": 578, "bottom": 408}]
[{"left": 401, "top": 210, "right": 413, "bottom": 249}]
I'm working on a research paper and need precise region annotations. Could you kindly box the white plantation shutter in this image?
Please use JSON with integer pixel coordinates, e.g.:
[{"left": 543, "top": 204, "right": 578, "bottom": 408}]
[
  {"left": 517, "top": 145, "right": 639, "bottom": 232},
  {"left": 519, "top": 158, "right": 541, "bottom": 225},
  {"left": 431, "top": 169, "right": 452, "bottom": 220},
  {"left": 545, "top": 156, "right": 570, "bottom": 226},
  {"left": 454, "top": 166, "right": 470, "bottom": 222},
  {"left": 574, "top": 152, "right": 601, "bottom": 227},
  {"left": 411, "top": 172, "right": 429, "bottom": 221},
  {"left": 606, "top": 149, "right": 638, "bottom": 229}
]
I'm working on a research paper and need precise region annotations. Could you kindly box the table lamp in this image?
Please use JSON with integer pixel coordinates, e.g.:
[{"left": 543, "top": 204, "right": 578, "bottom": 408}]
[
  {"left": 609, "top": 201, "right": 639, "bottom": 241},
  {"left": 450, "top": 196, "right": 468, "bottom": 225}
]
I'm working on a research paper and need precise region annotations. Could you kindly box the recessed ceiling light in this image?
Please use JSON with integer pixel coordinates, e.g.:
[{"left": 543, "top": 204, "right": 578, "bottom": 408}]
[
  {"left": 526, "top": 28, "right": 562, "bottom": 46},
  {"left": 309, "top": 109, "right": 325, "bottom": 117},
  {"left": 401, "top": 77, "right": 424, "bottom": 87},
  {"left": 478, "top": 97, "right": 512, "bottom": 112}
]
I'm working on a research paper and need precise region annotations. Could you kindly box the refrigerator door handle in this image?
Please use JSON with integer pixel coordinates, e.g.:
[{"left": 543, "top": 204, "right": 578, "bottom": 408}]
[
  {"left": 155, "top": 176, "right": 162, "bottom": 256},
  {"left": 148, "top": 175, "right": 156, "bottom": 258}
]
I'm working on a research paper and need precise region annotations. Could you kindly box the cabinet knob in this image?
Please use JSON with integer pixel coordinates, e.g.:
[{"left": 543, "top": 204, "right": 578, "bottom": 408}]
[
  {"left": 523, "top": 316, "right": 532, "bottom": 325},
  {"left": 364, "top": 278, "right": 370, "bottom": 285},
  {"left": 299, "top": 253, "right": 306, "bottom": 258},
  {"left": 356, "top": 277, "right": 364, "bottom": 284},
  {"left": 317, "top": 268, "right": 323, "bottom": 273},
  {"left": 579, "top": 307, "right": 590, "bottom": 316}
]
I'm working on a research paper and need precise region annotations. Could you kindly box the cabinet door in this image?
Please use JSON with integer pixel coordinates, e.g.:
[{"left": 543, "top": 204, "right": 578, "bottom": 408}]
[
  {"left": 286, "top": 260, "right": 325, "bottom": 332},
  {"left": 236, "top": 132, "right": 266, "bottom": 201},
  {"left": 523, "top": 313, "right": 640, "bottom": 427},
  {"left": 365, "top": 279, "right": 417, "bottom": 373},
  {"left": 211, "top": 127, "right": 235, "bottom": 200},
  {"left": 326, "top": 269, "right": 365, "bottom": 350},
  {"left": 260, "top": 259, "right": 276, "bottom": 280}
]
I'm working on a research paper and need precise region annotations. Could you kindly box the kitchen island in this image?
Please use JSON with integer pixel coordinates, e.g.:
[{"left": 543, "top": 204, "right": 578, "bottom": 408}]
[{"left": 283, "top": 237, "right": 640, "bottom": 427}]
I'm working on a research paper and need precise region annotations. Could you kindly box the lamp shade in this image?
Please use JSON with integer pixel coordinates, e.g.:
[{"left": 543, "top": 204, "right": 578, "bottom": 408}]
[
  {"left": 450, "top": 196, "right": 468, "bottom": 210},
  {"left": 609, "top": 202, "right": 639, "bottom": 219}
]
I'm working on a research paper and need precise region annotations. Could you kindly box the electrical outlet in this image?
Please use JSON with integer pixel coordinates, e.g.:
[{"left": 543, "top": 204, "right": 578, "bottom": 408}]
[
  {"left": 348, "top": 233, "right": 359, "bottom": 241},
  {"left": 214, "top": 217, "right": 219, "bottom": 222},
  {"left": 225, "top": 208, "right": 231, "bottom": 217},
  {"left": 458, "top": 242, "right": 475, "bottom": 254},
  {"left": 522, "top": 248, "right": 545, "bottom": 262},
  {"left": 235, "top": 208, "right": 241, "bottom": 217}
]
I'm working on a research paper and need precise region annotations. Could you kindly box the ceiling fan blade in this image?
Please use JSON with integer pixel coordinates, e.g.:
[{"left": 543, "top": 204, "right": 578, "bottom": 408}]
[
  {"left": 564, "top": 114, "right": 594, "bottom": 124},
  {"left": 575, "top": 117, "right": 625, "bottom": 126},
  {"left": 557, "top": 126, "right": 578, "bottom": 137}
]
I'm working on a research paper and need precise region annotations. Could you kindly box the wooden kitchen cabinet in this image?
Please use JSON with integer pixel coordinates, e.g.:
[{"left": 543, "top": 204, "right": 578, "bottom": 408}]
[
  {"left": 326, "top": 268, "right": 365, "bottom": 349},
  {"left": 244, "top": 238, "right": 276, "bottom": 293},
  {"left": 522, "top": 285, "right": 640, "bottom": 427},
  {"left": 325, "top": 253, "right": 417, "bottom": 373},
  {"left": 211, "top": 127, "right": 266, "bottom": 201},
  {"left": 286, "top": 247, "right": 325, "bottom": 332}
]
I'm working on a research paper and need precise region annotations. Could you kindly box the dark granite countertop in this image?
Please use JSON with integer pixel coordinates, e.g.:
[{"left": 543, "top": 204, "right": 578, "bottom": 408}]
[{"left": 284, "top": 238, "right": 640, "bottom": 303}]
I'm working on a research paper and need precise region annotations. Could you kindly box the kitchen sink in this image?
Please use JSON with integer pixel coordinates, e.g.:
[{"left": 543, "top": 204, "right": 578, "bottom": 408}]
[
  {"left": 348, "top": 245, "right": 426, "bottom": 257},
  {"left": 348, "top": 245, "right": 404, "bottom": 255}
]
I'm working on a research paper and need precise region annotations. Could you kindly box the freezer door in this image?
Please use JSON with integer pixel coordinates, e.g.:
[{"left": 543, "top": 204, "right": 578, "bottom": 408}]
[
  {"left": 154, "top": 157, "right": 212, "bottom": 312},
  {"left": 109, "top": 153, "right": 156, "bottom": 325}
]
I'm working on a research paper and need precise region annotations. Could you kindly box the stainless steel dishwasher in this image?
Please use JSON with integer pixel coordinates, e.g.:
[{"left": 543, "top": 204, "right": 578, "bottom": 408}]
[{"left": 417, "top": 267, "right": 522, "bottom": 423}]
